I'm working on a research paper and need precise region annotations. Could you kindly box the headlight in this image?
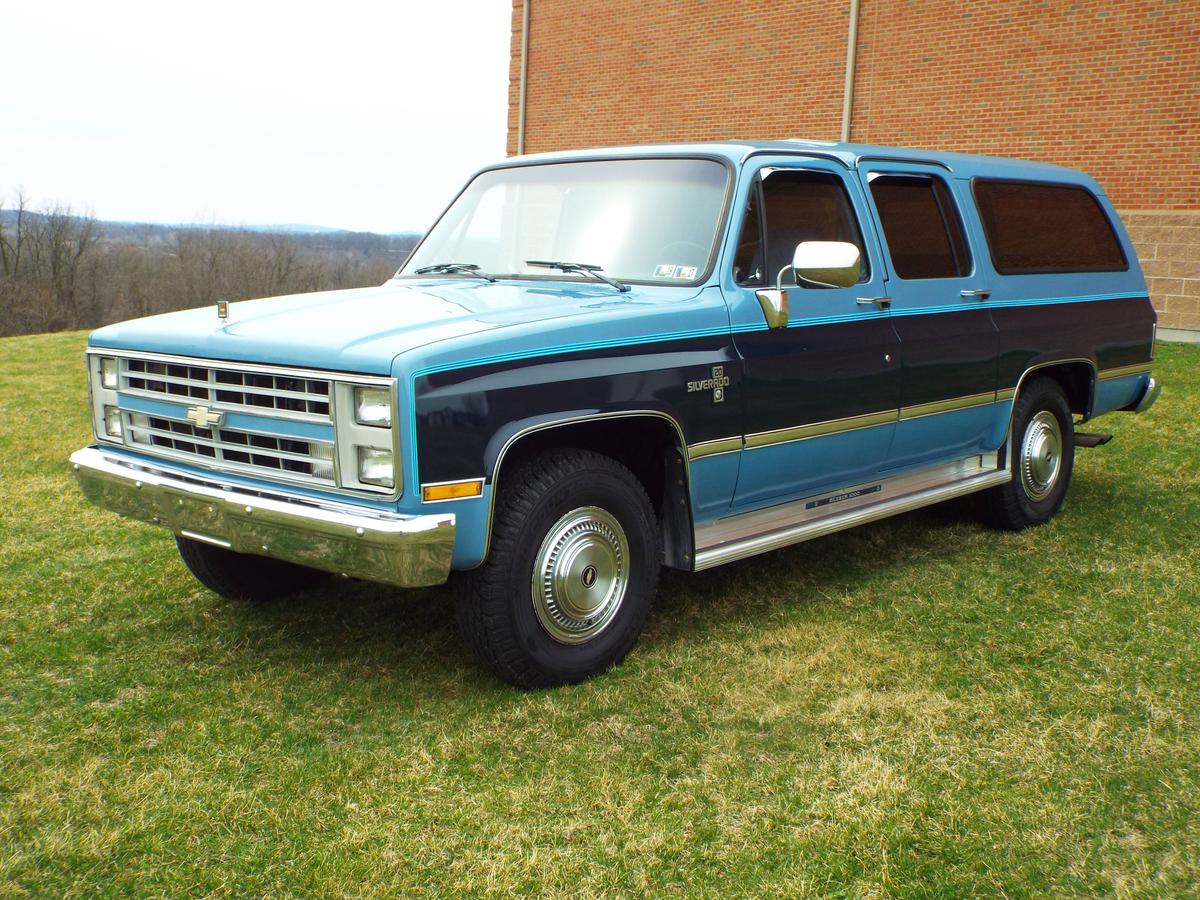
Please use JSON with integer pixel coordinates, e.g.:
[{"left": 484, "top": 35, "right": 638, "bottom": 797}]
[
  {"left": 100, "top": 357, "right": 119, "bottom": 390},
  {"left": 103, "top": 405, "right": 123, "bottom": 438},
  {"left": 356, "top": 446, "right": 394, "bottom": 488},
  {"left": 354, "top": 386, "right": 392, "bottom": 428}
]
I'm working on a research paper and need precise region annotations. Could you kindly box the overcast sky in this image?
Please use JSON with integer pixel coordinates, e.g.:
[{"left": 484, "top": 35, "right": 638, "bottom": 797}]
[{"left": 1, "top": 0, "right": 511, "bottom": 233}]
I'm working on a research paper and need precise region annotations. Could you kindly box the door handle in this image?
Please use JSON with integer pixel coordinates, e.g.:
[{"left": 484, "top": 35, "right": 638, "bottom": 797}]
[
  {"left": 961, "top": 289, "right": 992, "bottom": 301},
  {"left": 856, "top": 296, "right": 891, "bottom": 310}
]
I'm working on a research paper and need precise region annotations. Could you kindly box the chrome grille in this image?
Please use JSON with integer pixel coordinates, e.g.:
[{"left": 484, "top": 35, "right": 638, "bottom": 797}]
[
  {"left": 122, "top": 358, "right": 331, "bottom": 420},
  {"left": 127, "top": 414, "right": 336, "bottom": 485}
]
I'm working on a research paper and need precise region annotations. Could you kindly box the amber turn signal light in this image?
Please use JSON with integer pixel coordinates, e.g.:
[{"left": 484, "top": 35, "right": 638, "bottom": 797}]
[{"left": 421, "top": 480, "right": 484, "bottom": 502}]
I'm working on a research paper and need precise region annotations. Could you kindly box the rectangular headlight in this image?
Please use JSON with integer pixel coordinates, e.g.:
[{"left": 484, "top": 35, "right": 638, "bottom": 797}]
[
  {"left": 356, "top": 446, "right": 394, "bottom": 488},
  {"left": 100, "top": 357, "right": 119, "bottom": 390},
  {"left": 354, "top": 386, "right": 392, "bottom": 428}
]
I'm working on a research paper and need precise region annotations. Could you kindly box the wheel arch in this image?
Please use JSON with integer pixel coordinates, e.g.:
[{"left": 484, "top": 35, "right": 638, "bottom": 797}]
[
  {"left": 482, "top": 410, "right": 695, "bottom": 570},
  {"left": 1010, "top": 358, "right": 1097, "bottom": 423}
]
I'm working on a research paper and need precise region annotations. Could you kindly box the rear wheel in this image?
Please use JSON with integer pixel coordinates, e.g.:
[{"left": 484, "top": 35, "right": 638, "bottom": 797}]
[
  {"left": 454, "top": 449, "right": 660, "bottom": 689},
  {"left": 981, "top": 376, "right": 1075, "bottom": 530},
  {"left": 175, "top": 536, "right": 330, "bottom": 601}
]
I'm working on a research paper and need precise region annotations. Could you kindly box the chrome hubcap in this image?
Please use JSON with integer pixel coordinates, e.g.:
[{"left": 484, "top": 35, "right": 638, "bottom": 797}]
[
  {"left": 531, "top": 506, "right": 629, "bottom": 644},
  {"left": 1020, "top": 410, "right": 1063, "bottom": 501}
]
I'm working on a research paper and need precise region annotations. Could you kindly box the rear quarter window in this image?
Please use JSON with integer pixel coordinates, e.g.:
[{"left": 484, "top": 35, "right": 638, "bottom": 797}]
[{"left": 973, "top": 179, "right": 1127, "bottom": 274}]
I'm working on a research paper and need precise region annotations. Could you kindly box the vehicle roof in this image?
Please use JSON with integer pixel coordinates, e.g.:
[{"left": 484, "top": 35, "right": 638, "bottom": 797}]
[{"left": 505, "top": 139, "right": 1104, "bottom": 191}]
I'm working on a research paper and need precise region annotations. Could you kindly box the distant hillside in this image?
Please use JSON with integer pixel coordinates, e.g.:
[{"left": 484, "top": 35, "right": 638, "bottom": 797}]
[
  {"left": 0, "top": 201, "right": 423, "bottom": 336},
  {"left": 0, "top": 210, "right": 421, "bottom": 263}
]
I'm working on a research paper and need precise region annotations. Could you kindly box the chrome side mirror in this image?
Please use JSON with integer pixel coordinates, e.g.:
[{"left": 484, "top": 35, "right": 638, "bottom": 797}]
[
  {"left": 754, "top": 241, "right": 862, "bottom": 330},
  {"left": 792, "top": 241, "right": 861, "bottom": 289}
]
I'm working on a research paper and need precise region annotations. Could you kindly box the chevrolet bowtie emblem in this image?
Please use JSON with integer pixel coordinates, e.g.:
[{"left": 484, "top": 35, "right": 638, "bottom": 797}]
[{"left": 186, "top": 405, "right": 223, "bottom": 429}]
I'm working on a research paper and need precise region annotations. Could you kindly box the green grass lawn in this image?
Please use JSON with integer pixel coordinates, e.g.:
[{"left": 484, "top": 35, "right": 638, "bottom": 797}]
[{"left": 2, "top": 331, "right": 1198, "bottom": 897}]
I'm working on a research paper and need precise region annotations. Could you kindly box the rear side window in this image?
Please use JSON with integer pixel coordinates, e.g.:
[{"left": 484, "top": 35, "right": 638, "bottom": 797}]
[
  {"left": 973, "top": 180, "right": 1127, "bottom": 274},
  {"left": 868, "top": 174, "right": 971, "bottom": 279}
]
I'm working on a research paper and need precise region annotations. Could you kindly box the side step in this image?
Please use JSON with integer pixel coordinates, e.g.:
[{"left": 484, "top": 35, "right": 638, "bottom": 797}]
[
  {"left": 694, "top": 454, "right": 1009, "bottom": 571},
  {"left": 1074, "top": 432, "right": 1113, "bottom": 448}
]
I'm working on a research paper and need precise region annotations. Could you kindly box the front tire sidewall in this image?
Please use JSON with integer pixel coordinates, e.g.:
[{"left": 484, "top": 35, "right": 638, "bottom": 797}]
[{"left": 504, "top": 470, "right": 655, "bottom": 683}]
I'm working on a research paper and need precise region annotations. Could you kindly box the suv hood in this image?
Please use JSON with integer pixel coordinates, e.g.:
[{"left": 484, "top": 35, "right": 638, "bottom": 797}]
[{"left": 87, "top": 278, "right": 701, "bottom": 374}]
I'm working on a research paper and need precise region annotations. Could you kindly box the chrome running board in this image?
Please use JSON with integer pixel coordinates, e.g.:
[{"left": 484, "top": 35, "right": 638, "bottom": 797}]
[{"left": 693, "top": 453, "right": 1010, "bottom": 571}]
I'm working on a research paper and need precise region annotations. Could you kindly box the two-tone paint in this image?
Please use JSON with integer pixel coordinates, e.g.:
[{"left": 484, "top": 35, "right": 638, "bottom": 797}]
[{"left": 84, "top": 139, "right": 1158, "bottom": 578}]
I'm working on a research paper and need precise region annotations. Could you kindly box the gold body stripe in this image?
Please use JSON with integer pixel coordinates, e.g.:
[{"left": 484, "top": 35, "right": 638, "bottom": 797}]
[
  {"left": 687, "top": 437, "right": 743, "bottom": 460},
  {"left": 1098, "top": 363, "right": 1152, "bottom": 381},
  {"left": 686, "top": 364, "right": 1149, "bottom": 459},
  {"left": 898, "top": 391, "right": 997, "bottom": 421},
  {"left": 744, "top": 409, "right": 899, "bottom": 449}
]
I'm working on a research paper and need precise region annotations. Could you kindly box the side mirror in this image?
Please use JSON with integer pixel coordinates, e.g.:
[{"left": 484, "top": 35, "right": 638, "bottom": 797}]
[
  {"left": 792, "top": 241, "right": 861, "bottom": 289},
  {"left": 754, "top": 241, "right": 862, "bottom": 330}
]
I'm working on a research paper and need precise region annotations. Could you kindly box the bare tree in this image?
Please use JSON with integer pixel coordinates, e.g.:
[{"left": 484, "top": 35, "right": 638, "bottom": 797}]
[{"left": 0, "top": 190, "right": 410, "bottom": 337}]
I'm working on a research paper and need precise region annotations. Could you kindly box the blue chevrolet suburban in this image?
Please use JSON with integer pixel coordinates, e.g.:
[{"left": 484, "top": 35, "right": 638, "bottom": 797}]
[{"left": 72, "top": 140, "right": 1162, "bottom": 687}]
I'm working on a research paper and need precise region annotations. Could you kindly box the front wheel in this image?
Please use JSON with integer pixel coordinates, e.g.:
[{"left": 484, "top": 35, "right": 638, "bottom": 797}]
[
  {"left": 453, "top": 449, "right": 660, "bottom": 688},
  {"left": 980, "top": 376, "right": 1075, "bottom": 531}
]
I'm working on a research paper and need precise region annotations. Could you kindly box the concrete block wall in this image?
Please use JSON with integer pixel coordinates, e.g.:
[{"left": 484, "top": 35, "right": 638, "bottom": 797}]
[{"left": 1121, "top": 212, "right": 1200, "bottom": 330}]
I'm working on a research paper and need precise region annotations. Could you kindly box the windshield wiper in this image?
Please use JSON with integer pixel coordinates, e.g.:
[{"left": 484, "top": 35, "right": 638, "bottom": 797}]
[
  {"left": 412, "top": 262, "right": 496, "bottom": 283},
  {"left": 525, "top": 260, "right": 629, "bottom": 293}
]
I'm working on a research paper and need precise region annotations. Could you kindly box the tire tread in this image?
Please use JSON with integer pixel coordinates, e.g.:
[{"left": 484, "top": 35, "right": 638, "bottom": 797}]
[
  {"left": 454, "top": 449, "right": 659, "bottom": 688},
  {"left": 981, "top": 375, "right": 1075, "bottom": 531}
]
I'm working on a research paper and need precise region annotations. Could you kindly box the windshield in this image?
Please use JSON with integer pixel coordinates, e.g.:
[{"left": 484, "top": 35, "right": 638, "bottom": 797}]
[{"left": 400, "top": 158, "right": 729, "bottom": 285}]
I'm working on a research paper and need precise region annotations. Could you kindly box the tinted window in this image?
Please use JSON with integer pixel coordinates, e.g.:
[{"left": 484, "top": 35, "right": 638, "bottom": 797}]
[
  {"left": 974, "top": 180, "right": 1127, "bottom": 274},
  {"left": 869, "top": 174, "right": 971, "bottom": 279},
  {"left": 757, "top": 170, "right": 868, "bottom": 286}
]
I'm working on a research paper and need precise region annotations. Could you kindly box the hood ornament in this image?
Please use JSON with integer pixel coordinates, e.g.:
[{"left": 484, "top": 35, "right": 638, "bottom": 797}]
[{"left": 217, "top": 299, "right": 229, "bottom": 322}]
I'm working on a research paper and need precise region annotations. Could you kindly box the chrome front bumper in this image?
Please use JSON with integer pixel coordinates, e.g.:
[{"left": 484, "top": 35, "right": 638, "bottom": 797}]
[{"left": 69, "top": 447, "right": 455, "bottom": 588}]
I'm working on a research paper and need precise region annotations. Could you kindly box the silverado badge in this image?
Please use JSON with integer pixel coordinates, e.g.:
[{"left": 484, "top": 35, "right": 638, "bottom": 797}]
[
  {"left": 186, "top": 405, "right": 223, "bottom": 429},
  {"left": 687, "top": 365, "right": 730, "bottom": 403}
]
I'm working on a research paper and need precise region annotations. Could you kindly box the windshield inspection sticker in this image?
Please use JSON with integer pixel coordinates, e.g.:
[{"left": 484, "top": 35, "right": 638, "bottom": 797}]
[{"left": 655, "top": 264, "right": 698, "bottom": 279}]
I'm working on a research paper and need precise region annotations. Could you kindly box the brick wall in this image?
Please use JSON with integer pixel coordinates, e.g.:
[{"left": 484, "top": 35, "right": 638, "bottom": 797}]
[{"left": 508, "top": 0, "right": 1200, "bottom": 329}]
